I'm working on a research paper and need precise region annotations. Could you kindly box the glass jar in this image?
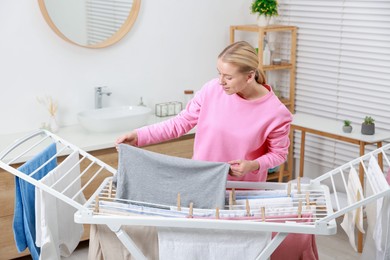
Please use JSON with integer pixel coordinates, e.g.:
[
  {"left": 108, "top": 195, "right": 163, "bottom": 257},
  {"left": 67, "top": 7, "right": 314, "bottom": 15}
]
[{"left": 155, "top": 103, "right": 168, "bottom": 117}]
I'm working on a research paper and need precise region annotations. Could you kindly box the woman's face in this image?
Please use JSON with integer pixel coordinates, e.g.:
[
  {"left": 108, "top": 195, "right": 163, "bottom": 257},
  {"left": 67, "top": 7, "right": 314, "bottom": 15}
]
[{"left": 217, "top": 59, "right": 252, "bottom": 95}]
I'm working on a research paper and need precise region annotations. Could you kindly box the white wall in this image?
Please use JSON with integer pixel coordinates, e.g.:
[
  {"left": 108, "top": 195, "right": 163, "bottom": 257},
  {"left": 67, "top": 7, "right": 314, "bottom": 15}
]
[{"left": 0, "top": 0, "right": 255, "bottom": 135}]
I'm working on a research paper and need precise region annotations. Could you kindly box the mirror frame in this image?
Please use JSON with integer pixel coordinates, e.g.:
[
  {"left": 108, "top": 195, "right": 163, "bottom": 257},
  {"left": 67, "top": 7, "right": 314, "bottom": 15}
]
[{"left": 38, "top": 0, "right": 141, "bottom": 48}]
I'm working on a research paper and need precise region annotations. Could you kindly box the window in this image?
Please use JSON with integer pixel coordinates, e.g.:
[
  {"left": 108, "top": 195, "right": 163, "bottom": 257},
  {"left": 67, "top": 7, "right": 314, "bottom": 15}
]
[{"left": 278, "top": 0, "right": 390, "bottom": 169}]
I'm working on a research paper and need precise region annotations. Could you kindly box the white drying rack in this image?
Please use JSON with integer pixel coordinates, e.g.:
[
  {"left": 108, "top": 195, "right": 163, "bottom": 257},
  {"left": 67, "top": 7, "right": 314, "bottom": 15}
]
[{"left": 1, "top": 129, "right": 390, "bottom": 260}]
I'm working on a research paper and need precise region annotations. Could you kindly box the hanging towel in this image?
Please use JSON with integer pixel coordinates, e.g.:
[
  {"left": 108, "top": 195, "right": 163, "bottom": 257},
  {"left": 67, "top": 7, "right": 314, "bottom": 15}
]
[
  {"left": 158, "top": 227, "right": 271, "bottom": 260},
  {"left": 271, "top": 213, "right": 318, "bottom": 260},
  {"left": 114, "top": 144, "right": 230, "bottom": 209},
  {"left": 367, "top": 156, "right": 388, "bottom": 193},
  {"left": 340, "top": 167, "right": 365, "bottom": 252},
  {"left": 271, "top": 232, "right": 318, "bottom": 260},
  {"left": 368, "top": 156, "right": 390, "bottom": 259},
  {"left": 13, "top": 143, "right": 57, "bottom": 260},
  {"left": 35, "top": 151, "right": 86, "bottom": 260},
  {"left": 362, "top": 181, "right": 377, "bottom": 259},
  {"left": 88, "top": 224, "right": 159, "bottom": 260},
  {"left": 372, "top": 195, "right": 390, "bottom": 260}
]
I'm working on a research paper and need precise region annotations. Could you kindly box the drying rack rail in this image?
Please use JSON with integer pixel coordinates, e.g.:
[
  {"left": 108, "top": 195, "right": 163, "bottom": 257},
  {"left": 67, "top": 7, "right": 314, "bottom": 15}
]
[{"left": 1, "top": 129, "right": 390, "bottom": 260}]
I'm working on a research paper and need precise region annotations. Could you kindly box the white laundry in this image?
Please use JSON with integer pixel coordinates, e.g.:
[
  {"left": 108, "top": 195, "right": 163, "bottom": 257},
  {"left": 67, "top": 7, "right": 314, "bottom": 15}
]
[
  {"left": 157, "top": 227, "right": 271, "bottom": 260},
  {"left": 35, "top": 151, "right": 86, "bottom": 260},
  {"left": 340, "top": 167, "right": 364, "bottom": 252},
  {"left": 361, "top": 180, "right": 377, "bottom": 259},
  {"left": 367, "top": 156, "right": 388, "bottom": 194},
  {"left": 373, "top": 195, "right": 390, "bottom": 260},
  {"left": 362, "top": 157, "right": 390, "bottom": 260},
  {"left": 369, "top": 157, "right": 390, "bottom": 259},
  {"left": 235, "top": 197, "right": 293, "bottom": 208}
]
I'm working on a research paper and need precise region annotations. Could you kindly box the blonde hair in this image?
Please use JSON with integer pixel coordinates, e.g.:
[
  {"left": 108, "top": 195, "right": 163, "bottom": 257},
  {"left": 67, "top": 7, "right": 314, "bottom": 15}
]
[{"left": 218, "top": 41, "right": 266, "bottom": 84}]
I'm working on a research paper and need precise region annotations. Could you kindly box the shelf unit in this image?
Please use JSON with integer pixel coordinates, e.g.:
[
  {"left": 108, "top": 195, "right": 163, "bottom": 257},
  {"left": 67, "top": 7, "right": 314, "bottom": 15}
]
[
  {"left": 229, "top": 24, "right": 297, "bottom": 113},
  {"left": 230, "top": 24, "right": 297, "bottom": 182}
]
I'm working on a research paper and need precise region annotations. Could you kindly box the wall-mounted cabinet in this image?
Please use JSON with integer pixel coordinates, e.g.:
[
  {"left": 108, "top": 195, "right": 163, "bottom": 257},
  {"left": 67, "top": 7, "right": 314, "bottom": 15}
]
[{"left": 230, "top": 24, "right": 297, "bottom": 113}]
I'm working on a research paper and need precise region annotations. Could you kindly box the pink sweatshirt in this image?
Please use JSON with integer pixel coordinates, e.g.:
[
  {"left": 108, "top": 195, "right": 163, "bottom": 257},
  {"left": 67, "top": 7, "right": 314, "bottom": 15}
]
[{"left": 137, "top": 78, "right": 292, "bottom": 182}]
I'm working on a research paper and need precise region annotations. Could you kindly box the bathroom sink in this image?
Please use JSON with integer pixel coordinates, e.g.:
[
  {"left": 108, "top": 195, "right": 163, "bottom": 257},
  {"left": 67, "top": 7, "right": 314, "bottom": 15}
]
[{"left": 77, "top": 106, "right": 152, "bottom": 133}]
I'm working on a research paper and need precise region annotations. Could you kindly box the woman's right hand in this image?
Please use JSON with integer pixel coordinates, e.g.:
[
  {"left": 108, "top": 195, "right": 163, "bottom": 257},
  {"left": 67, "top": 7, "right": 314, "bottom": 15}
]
[{"left": 115, "top": 130, "right": 138, "bottom": 148}]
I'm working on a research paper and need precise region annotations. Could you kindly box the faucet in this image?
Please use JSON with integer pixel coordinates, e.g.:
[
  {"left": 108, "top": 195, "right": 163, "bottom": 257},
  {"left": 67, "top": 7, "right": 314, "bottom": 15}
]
[{"left": 95, "top": 86, "right": 112, "bottom": 109}]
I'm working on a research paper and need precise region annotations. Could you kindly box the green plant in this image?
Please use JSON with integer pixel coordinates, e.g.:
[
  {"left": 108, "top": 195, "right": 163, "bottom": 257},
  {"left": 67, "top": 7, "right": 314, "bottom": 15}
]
[
  {"left": 250, "top": 0, "right": 278, "bottom": 17},
  {"left": 363, "top": 116, "right": 375, "bottom": 125},
  {"left": 344, "top": 120, "right": 351, "bottom": 127}
]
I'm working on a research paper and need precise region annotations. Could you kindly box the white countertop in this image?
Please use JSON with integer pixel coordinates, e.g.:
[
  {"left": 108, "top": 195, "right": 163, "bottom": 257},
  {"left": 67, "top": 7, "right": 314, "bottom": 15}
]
[
  {"left": 0, "top": 114, "right": 196, "bottom": 155},
  {"left": 292, "top": 113, "right": 390, "bottom": 143}
]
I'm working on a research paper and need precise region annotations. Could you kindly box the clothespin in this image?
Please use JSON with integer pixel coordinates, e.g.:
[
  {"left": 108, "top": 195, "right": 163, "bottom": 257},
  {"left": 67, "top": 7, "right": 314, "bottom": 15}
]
[
  {"left": 177, "top": 193, "right": 181, "bottom": 211},
  {"left": 261, "top": 206, "right": 266, "bottom": 222},
  {"left": 297, "top": 177, "right": 301, "bottom": 194},
  {"left": 94, "top": 196, "right": 99, "bottom": 213},
  {"left": 306, "top": 192, "right": 310, "bottom": 209},
  {"left": 215, "top": 207, "right": 220, "bottom": 219},
  {"left": 108, "top": 179, "right": 113, "bottom": 198},
  {"left": 189, "top": 202, "right": 193, "bottom": 218},
  {"left": 287, "top": 182, "right": 291, "bottom": 197},
  {"left": 232, "top": 188, "right": 236, "bottom": 204},
  {"left": 229, "top": 190, "right": 233, "bottom": 210},
  {"left": 246, "top": 199, "right": 251, "bottom": 217},
  {"left": 298, "top": 200, "right": 302, "bottom": 218}
]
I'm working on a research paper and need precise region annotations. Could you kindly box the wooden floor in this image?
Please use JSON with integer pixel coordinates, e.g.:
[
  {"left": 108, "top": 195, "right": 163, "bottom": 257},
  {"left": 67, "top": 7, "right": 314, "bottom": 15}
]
[{"left": 316, "top": 229, "right": 361, "bottom": 260}]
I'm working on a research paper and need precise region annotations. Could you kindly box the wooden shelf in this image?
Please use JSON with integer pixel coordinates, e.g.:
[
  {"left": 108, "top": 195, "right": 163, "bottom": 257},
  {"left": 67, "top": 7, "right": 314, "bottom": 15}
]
[
  {"left": 263, "top": 63, "right": 292, "bottom": 71},
  {"left": 230, "top": 24, "right": 297, "bottom": 114},
  {"left": 230, "top": 24, "right": 297, "bottom": 33}
]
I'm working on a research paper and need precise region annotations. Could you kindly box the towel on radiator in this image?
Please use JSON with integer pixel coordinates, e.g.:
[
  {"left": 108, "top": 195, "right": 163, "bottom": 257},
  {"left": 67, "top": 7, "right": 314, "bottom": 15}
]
[
  {"left": 114, "top": 144, "right": 230, "bottom": 209},
  {"left": 13, "top": 143, "right": 57, "bottom": 260},
  {"left": 35, "top": 151, "right": 86, "bottom": 260}
]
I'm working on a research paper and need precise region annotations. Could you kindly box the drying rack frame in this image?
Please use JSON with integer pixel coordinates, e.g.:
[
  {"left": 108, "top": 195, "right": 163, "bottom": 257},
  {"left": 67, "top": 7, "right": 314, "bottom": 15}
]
[{"left": 1, "top": 129, "right": 390, "bottom": 260}]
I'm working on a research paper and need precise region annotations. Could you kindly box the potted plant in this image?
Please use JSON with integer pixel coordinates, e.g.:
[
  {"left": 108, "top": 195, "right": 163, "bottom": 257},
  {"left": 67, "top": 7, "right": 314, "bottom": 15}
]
[
  {"left": 342, "top": 120, "right": 352, "bottom": 133},
  {"left": 361, "top": 116, "right": 375, "bottom": 135},
  {"left": 250, "top": 0, "right": 278, "bottom": 26}
]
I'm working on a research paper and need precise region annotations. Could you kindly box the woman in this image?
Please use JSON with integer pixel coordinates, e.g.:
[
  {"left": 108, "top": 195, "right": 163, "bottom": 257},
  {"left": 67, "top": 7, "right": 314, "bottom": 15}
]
[{"left": 116, "top": 41, "right": 292, "bottom": 182}]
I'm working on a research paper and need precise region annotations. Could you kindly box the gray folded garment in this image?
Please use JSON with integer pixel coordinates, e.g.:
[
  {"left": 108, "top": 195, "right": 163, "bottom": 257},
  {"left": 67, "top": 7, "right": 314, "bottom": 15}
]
[{"left": 113, "top": 144, "right": 229, "bottom": 209}]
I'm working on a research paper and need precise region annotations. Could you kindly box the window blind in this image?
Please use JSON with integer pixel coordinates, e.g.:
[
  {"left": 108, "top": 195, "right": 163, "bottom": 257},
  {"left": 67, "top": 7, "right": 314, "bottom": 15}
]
[
  {"left": 86, "top": 0, "right": 133, "bottom": 45},
  {"left": 278, "top": 0, "right": 390, "bottom": 170}
]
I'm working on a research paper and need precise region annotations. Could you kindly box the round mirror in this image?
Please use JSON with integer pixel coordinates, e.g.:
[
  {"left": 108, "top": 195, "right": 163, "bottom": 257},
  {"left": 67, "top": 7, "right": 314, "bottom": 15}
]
[{"left": 38, "top": 0, "right": 141, "bottom": 48}]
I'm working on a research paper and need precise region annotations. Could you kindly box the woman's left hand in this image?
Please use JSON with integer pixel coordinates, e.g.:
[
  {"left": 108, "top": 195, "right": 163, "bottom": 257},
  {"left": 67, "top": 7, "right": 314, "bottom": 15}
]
[{"left": 228, "top": 159, "right": 259, "bottom": 177}]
